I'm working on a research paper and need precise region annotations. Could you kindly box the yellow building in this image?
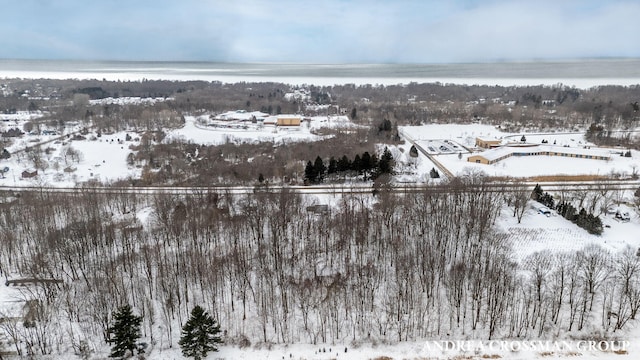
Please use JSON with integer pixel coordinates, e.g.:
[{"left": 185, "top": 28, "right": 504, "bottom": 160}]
[
  {"left": 475, "top": 137, "right": 502, "bottom": 149},
  {"left": 276, "top": 116, "right": 302, "bottom": 126}
]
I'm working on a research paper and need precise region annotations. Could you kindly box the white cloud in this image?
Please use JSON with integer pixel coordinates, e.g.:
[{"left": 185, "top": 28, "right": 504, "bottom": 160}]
[{"left": 0, "top": 0, "right": 639, "bottom": 62}]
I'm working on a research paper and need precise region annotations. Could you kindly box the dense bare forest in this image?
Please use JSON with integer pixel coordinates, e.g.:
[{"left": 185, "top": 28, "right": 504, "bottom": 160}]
[
  {"left": 0, "top": 180, "right": 638, "bottom": 356},
  {"left": 6, "top": 80, "right": 640, "bottom": 133}
]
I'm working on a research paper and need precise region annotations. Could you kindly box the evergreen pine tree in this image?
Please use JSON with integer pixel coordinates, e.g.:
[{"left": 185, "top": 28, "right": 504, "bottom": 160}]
[
  {"left": 179, "top": 305, "right": 223, "bottom": 360},
  {"left": 565, "top": 203, "right": 577, "bottom": 221},
  {"left": 378, "top": 119, "right": 392, "bottom": 132},
  {"left": 531, "top": 184, "right": 543, "bottom": 200},
  {"left": 576, "top": 208, "right": 588, "bottom": 229},
  {"left": 313, "top": 156, "right": 326, "bottom": 183},
  {"left": 327, "top": 156, "right": 337, "bottom": 174},
  {"left": 377, "top": 147, "right": 394, "bottom": 175},
  {"left": 107, "top": 305, "right": 142, "bottom": 359},
  {"left": 540, "top": 192, "right": 555, "bottom": 209},
  {"left": 589, "top": 214, "right": 603, "bottom": 235},
  {"left": 361, "top": 151, "right": 378, "bottom": 180},
  {"left": 430, "top": 167, "right": 440, "bottom": 178},
  {"left": 337, "top": 155, "right": 351, "bottom": 173},
  {"left": 304, "top": 160, "right": 316, "bottom": 184},
  {"left": 352, "top": 154, "right": 362, "bottom": 174},
  {"left": 409, "top": 145, "right": 418, "bottom": 158},
  {"left": 361, "top": 152, "right": 372, "bottom": 173},
  {"left": 370, "top": 153, "right": 378, "bottom": 171},
  {"left": 556, "top": 202, "right": 565, "bottom": 217}
]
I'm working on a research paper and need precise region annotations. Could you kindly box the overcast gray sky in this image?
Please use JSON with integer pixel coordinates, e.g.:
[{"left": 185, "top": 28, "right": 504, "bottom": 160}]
[{"left": 1, "top": 0, "right": 639, "bottom": 63}]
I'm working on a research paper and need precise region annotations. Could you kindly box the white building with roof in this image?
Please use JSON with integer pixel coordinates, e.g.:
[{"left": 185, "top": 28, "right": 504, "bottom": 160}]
[
  {"left": 468, "top": 144, "right": 611, "bottom": 165},
  {"left": 214, "top": 110, "right": 269, "bottom": 121}
]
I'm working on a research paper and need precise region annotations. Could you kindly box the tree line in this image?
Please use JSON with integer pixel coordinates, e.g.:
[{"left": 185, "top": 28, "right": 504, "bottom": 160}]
[{"left": 304, "top": 147, "right": 394, "bottom": 184}]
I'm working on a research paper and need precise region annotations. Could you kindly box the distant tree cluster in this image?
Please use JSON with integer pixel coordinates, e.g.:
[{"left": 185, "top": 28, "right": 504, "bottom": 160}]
[
  {"left": 1, "top": 128, "right": 23, "bottom": 138},
  {"left": 531, "top": 184, "right": 554, "bottom": 208},
  {"left": 376, "top": 119, "right": 400, "bottom": 141},
  {"left": 304, "top": 147, "right": 394, "bottom": 184},
  {"left": 304, "top": 156, "right": 326, "bottom": 184}
]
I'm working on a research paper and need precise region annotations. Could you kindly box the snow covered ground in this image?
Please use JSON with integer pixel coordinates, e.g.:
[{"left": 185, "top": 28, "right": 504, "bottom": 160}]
[
  {"left": 442, "top": 151, "right": 639, "bottom": 178},
  {"left": 0, "top": 130, "right": 141, "bottom": 187},
  {"left": 0, "top": 112, "right": 357, "bottom": 187},
  {"left": 400, "top": 124, "right": 640, "bottom": 179},
  {"left": 88, "top": 96, "right": 172, "bottom": 106},
  {"left": 0, "top": 110, "right": 46, "bottom": 122},
  {"left": 118, "top": 338, "right": 640, "bottom": 360},
  {"left": 498, "top": 202, "right": 640, "bottom": 261},
  {"left": 163, "top": 115, "right": 354, "bottom": 146},
  {"left": 4, "top": 68, "right": 640, "bottom": 89},
  {"left": 2, "top": 113, "right": 636, "bottom": 188}
]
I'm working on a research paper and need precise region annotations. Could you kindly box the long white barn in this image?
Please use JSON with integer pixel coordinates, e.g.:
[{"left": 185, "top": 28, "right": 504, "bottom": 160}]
[{"left": 468, "top": 144, "right": 612, "bottom": 165}]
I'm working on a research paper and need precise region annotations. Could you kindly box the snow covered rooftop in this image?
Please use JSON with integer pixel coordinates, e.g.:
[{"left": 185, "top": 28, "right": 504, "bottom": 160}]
[
  {"left": 215, "top": 110, "right": 269, "bottom": 121},
  {"left": 476, "top": 136, "right": 501, "bottom": 142},
  {"left": 474, "top": 144, "right": 613, "bottom": 162}
]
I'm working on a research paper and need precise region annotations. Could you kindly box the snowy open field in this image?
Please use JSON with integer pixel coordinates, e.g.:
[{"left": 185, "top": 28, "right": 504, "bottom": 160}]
[
  {"left": 497, "top": 203, "right": 640, "bottom": 260},
  {"left": 137, "top": 338, "right": 640, "bottom": 360},
  {"left": 0, "top": 130, "right": 142, "bottom": 187},
  {"left": 0, "top": 112, "right": 357, "bottom": 187},
  {"left": 4, "top": 67, "right": 640, "bottom": 89},
  {"left": 165, "top": 115, "right": 355, "bottom": 146}
]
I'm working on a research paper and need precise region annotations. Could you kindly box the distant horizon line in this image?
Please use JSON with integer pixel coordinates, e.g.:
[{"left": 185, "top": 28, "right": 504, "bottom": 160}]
[{"left": 1, "top": 57, "right": 639, "bottom": 66}]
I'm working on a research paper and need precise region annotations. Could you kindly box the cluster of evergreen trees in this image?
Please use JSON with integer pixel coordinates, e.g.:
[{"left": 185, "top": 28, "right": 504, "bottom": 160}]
[
  {"left": 108, "top": 305, "right": 221, "bottom": 359},
  {"left": 304, "top": 147, "right": 394, "bottom": 184},
  {"left": 556, "top": 202, "right": 604, "bottom": 235},
  {"left": 531, "top": 184, "right": 554, "bottom": 208},
  {"left": 532, "top": 184, "right": 603, "bottom": 235}
]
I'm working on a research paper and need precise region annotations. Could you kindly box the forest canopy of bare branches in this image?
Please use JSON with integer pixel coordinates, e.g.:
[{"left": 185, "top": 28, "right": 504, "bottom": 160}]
[{"left": 0, "top": 181, "right": 638, "bottom": 355}]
